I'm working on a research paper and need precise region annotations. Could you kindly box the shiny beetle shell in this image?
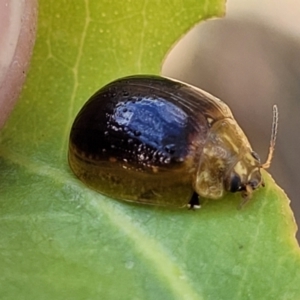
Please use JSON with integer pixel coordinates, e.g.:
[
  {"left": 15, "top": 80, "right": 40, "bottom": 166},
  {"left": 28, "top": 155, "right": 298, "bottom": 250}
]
[{"left": 69, "top": 75, "right": 277, "bottom": 207}]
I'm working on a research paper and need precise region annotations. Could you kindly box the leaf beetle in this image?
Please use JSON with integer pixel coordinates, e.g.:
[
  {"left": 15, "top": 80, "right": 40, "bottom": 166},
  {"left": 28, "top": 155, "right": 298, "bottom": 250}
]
[{"left": 68, "top": 75, "right": 278, "bottom": 208}]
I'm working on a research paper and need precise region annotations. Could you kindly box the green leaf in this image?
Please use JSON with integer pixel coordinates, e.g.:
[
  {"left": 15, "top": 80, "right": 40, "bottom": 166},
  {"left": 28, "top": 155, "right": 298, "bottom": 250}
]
[{"left": 1, "top": 1, "right": 299, "bottom": 299}]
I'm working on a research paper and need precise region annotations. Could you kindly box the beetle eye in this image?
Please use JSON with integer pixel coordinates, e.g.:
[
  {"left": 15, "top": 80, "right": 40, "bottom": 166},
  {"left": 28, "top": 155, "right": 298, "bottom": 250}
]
[
  {"left": 230, "top": 174, "right": 243, "bottom": 193},
  {"left": 249, "top": 179, "right": 259, "bottom": 190},
  {"left": 251, "top": 151, "right": 261, "bottom": 163}
]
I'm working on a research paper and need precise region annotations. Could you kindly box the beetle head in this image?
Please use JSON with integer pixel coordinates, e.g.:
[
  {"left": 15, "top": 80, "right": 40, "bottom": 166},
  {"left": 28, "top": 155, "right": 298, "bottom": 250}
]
[
  {"left": 225, "top": 105, "right": 278, "bottom": 205},
  {"left": 225, "top": 151, "right": 264, "bottom": 202}
]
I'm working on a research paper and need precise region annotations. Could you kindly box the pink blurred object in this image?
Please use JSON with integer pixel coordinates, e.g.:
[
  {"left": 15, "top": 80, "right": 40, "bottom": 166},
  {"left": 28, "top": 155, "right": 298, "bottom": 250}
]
[{"left": 0, "top": 0, "right": 37, "bottom": 129}]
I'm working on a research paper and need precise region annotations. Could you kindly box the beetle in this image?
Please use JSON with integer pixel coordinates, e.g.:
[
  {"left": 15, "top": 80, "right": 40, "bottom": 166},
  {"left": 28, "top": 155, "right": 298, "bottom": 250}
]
[{"left": 68, "top": 75, "right": 278, "bottom": 208}]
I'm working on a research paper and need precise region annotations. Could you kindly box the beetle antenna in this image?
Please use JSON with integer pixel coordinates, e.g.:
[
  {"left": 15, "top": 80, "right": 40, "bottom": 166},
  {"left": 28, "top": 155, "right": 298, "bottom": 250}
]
[{"left": 262, "top": 105, "right": 278, "bottom": 169}]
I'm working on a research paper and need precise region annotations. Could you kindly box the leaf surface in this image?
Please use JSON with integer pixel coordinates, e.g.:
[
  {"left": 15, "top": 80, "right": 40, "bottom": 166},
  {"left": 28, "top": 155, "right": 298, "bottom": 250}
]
[{"left": 1, "top": 1, "right": 299, "bottom": 299}]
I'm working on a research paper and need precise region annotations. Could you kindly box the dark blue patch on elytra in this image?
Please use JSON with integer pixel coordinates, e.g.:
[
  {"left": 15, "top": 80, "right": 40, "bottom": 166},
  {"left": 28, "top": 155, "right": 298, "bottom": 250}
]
[{"left": 112, "top": 97, "right": 188, "bottom": 153}]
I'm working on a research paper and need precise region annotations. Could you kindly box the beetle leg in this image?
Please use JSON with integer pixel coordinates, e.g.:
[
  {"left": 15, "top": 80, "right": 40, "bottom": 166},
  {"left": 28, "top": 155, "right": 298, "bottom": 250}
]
[
  {"left": 238, "top": 185, "right": 253, "bottom": 209},
  {"left": 188, "top": 192, "right": 201, "bottom": 210}
]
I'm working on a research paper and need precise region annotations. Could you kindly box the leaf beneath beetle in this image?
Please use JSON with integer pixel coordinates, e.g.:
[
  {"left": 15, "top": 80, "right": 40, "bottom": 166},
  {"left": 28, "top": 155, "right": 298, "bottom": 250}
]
[{"left": 0, "top": 1, "right": 299, "bottom": 299}]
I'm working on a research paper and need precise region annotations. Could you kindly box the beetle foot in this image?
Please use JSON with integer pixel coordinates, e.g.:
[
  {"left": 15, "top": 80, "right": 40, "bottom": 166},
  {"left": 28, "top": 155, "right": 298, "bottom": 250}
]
[{"left": 187, "top": 192, "right": 201, "bottom": 210}]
